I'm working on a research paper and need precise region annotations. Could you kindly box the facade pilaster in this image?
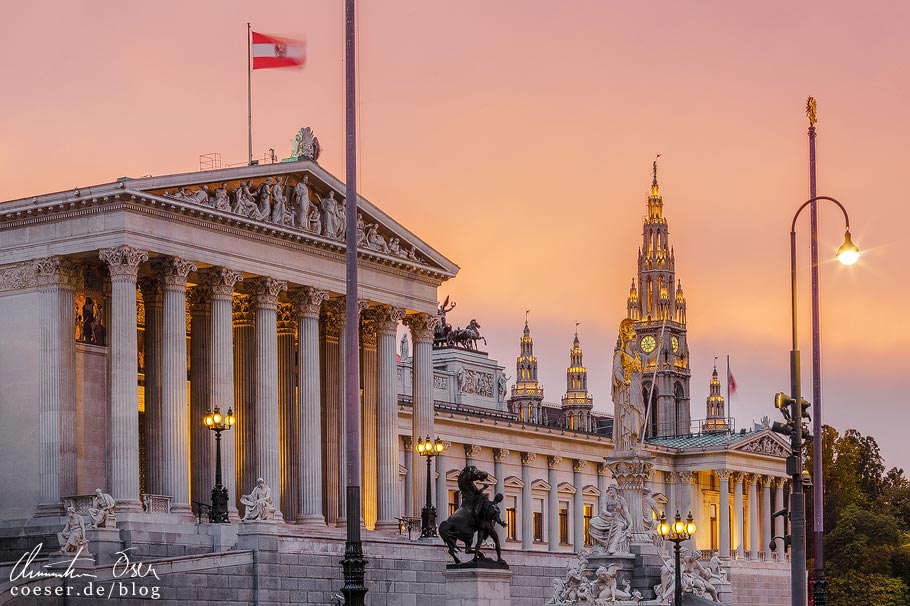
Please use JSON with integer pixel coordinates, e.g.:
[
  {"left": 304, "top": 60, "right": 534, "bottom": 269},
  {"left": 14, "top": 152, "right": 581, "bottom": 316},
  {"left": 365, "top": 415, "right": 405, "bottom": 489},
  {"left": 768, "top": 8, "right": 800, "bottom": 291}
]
[
  {"left": 761, "top": 476, "right": 772, "bottom": 559},
  {"left": 435, "top": 451, "right": 448, "bottom": 524},
  {"left": 276, "top": 301, "right": 297, "bottom": 522},
  {"left": 596, "top": 463, "right": 609, "bottom": 512},
  {"left": 493, "top": 448, "right": 509, "bottom": 542},
  {"left": 200, "top": 267, "right": 243, "bottom": 518},
  {"left": 360, "top": 312, "right": 378, "bottom": 528},
  {"left": 747, "top": 473, "right": 758, "bottom": 559},
  {"left": 232, "top": 293, "right": 255, "bottom": 511},
  {"left": 716, "top": 469, "right": 731, "bottom": 559},
  {"left": 137, "top": 276, "right": 163, "bottom": 497},
  {"left": 773, "top": 477, "right": 786, "bottom": 557},
  {"left": 374, "top": 305, "right": 404, "bottom": 530},
  {"left": 321, "top": 298, "right": 344, "bottom": 524},
  {"left": 572, "top": 459, "right": 586, "bottom": 549},
  {"left": 402, "top": 436, "right": 413, "bottom": 518},
  {"left": 677, "top": 470, "right": 697, "bottom": 549},
  {"left": 34, "top": 257, "right": 79, "bottom": 515},
  {"left": 403, "top": 312, "right": 439, "bottom": 516},
  {"left": 520, "top": 452, "right": 536, "bottom": 549},
  {"left": 187, "top": 285, "right": 212, "bottom": 506},
  {"left": 99, "top": 245, "right": 149, "bottom": 511},
  {"left": 733, "top": 472, "right": 744, "bottom": 559},
  {"left": 248, "top": 276, "right": 287, "bottom": 521},
  {"left": 290, "top": 286, "right": 328, "bottom": 525},
  {"left": 547, "top": 455, "right": 561, "bottom": 551}
]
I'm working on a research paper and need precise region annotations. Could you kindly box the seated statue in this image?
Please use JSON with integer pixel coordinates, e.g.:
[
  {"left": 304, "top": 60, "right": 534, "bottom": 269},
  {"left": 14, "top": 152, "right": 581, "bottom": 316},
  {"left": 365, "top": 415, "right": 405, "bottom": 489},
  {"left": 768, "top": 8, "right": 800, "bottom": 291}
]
[
  {"left": 588, "top": 484, "right": 633, "bottom": 554},
  {"left": 681, "top": 549, "right": 720, "bottom": 602},
  {"left": 57, "top": 507, "right": 88, "bottom": 554},
  {"left": 88, "top": 488, "right": 116, "bottom": 528},
  {"left": 240, "top": 478, "right": 275, "bottom": 521}
]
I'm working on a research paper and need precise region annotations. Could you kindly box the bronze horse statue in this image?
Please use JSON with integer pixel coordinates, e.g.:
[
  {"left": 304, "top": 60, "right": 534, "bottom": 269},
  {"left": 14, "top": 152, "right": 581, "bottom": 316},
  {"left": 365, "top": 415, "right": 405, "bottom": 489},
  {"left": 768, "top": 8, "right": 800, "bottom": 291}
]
[
  {"left": 438, "top": 465, "right": 506, "bottom": 565},
  {"left": 450, "top": 319, "right": 487, "bottom": 351}
]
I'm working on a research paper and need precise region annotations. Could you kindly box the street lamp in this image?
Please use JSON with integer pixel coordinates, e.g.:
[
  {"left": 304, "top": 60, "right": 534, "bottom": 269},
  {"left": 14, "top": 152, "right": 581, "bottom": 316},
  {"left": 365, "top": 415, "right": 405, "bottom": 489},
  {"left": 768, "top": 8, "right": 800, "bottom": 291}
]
[
  {"left": 415, "top": 435, "right": 446, "bottom": 538},
  {"left": 203, "top": 405, "right": 235, "bottom": 523},
  {"left": 656, "top": 510, "right": 696, "bottom": 605},
  {"left": 773, "top": 195, "right": 859, "bottom": 606}
]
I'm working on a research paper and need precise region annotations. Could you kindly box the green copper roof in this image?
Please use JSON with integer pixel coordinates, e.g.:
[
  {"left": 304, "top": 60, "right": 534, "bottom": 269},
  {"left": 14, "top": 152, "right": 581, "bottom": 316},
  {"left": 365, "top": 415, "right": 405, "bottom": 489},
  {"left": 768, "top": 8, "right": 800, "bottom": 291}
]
[{"left": 646, "top": 430, "right": 757, "bottom": 450}]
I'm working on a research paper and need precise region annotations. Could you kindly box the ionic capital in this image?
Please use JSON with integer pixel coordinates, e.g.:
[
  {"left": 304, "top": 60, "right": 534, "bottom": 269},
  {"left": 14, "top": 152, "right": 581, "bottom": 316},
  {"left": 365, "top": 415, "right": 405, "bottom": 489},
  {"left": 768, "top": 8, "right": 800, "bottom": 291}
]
[
  {"left": 199, "top": 267, "right": 243, "bottom": 299},
  {"left": 289, "top": 286, "right": 329, "bottom": 319},
  {"left": 373, "top": 305, "right": 406, "bottom": 335},
  {"left": 403, "top": 312, "right": 439, "bottom": 343},
  {"left": 33, "top": 256, "right": 80, "bottom": 290},
  {"left": 152, "top": 256, "right": 197, "bottom": 289},
  {"left": 520, "top": 452, "right": 537, "bottom": 465},
  {"left": 464, "top": 444, "right": 482, "bottom": 459},
  {"left": 99, "top": 245, "right": 148, "bottom": 280},
  {"left": 573, "top": 459, "right": 587, "bottom": 473},
  {"left": 246, "top": 276, "right": 287, "bottom": 308},
  {"left": 547, "top": 455, "right": 562, "bottom": 468},
  {"left": 493, "top": 448, "right": 510, "bottom": 463},
  {"left": 715, "top": 469, "right": 732, "bottom": 482}
]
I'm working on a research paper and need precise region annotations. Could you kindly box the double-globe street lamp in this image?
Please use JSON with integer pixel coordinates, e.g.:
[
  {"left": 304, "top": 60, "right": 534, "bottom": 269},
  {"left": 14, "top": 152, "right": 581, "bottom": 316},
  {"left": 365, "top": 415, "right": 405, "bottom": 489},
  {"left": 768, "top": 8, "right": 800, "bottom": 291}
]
[
  {"left": 656, "top": 510, "right": 696, "bottom": 605},
  {"left": 773, "top": 196, "right": 859, "bottom": 606},
  {"left": 415, "top": 435, "right": 446, "bottom": 538},
  {"left": 203, "top": 406, "right": 236, "bottom": 523}
]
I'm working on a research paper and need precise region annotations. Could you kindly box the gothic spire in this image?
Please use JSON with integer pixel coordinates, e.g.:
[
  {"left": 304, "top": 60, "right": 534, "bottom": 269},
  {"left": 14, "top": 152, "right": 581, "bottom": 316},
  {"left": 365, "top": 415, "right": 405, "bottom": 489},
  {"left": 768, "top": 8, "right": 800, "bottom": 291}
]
[
  {"left": 562, "top": 327, "right": 593, "bottom": 431},
  {"left": 508, "top": 311, "right": 544, "bottom": 423}
]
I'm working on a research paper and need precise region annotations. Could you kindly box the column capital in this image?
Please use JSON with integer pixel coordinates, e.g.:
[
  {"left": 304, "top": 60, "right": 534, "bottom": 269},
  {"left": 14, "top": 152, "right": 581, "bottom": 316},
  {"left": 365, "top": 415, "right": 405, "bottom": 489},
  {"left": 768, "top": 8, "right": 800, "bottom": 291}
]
[
  {"left": 597, "top": 462, "right": 610, "bottom": 476},
  {"left": 321, "top": 297, "right": 345, "bottom": 338},
  {"left": 402, "top": 435, "right": 413, "bottom": 450},
  {"left": 246, "top": 276, "right": 287, "bottom": 308},
  {"left": 138, "top": 276, "right": 163, "bottom": 307},
  {"left": 547, "top": 455, "right": 562, "bottom": 468},
  {"left": 232, "top": 294, "right": 255, "bottom": 327},
  {"left": 360, "top": 319, "right": 378, "bottom": 348},
  {"left": 741, "top": 472, "right": 755, "bottom": 486},
  {"left": 33, "top": 256, "right": 80, "bottom": 289},
  {"left": 573, "top": 459, "right": 587, "bottom": 473},
  {"left": 373, "top": 305, "right": 406, "bottom": 335},
  {"left": 731, "top": 471, "right": 745, "bottom": 485},
  {"left": 493, "top": 448, "right": 510, "bottom": 462},
  {"left": 277, "top": 302, "right": 296, "bottom": 335},
  {"left": 772, "top": 476, "right": 787, "bottom": 489},
  {"left": 199, "top": 267, "right": 243, "bottom": 299},
  {"left": 677, "top": 470, "right": 696, "bottom": 484},
  {"left": 99, "top": 245, "right": 148, "bottom": 280},
  {"left": 520, "top": 452, "right": 537, "bottom": 465},
  {"left": 152, "top": 256, "right": 197, "bottom": 289},
  {"left": 289, "top": 286, "right": 329, "bottom": 319},
  {"left": 464, "top": 444, "right": 482, "bottom": 459},
  {"left": 403, "top": 312, "right": 439, "bottom": 343},
  {"left": 187, "top": 285, "right": 210, "bottom": 314},
  {"left": 715, "top": 469, "right": 732, "bottom": 481}
]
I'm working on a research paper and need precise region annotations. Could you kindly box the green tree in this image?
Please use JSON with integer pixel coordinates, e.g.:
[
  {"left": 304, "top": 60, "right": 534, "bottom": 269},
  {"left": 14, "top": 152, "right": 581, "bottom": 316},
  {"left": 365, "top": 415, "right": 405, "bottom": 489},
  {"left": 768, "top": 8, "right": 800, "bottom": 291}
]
[{"left": 829, "top": 573, "right": 909, "bottom": 606}]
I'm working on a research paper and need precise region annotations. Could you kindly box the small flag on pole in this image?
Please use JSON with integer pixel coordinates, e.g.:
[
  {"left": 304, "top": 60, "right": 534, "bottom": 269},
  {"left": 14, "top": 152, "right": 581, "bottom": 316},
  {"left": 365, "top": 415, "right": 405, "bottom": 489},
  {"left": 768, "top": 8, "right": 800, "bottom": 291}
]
[
  {"left": 727, "top": 367, "right": 737, "bottom": 394},
  {"left": 251, "top": 31, "right": 306, "bottom": 70}
]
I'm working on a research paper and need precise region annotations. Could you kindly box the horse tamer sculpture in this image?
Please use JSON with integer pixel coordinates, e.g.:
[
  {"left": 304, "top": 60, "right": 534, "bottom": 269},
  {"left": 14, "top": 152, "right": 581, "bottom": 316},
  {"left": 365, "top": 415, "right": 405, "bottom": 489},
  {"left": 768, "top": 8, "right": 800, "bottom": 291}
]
[{"left": 439, "top": 465, "right": 508, "bottom": 566}]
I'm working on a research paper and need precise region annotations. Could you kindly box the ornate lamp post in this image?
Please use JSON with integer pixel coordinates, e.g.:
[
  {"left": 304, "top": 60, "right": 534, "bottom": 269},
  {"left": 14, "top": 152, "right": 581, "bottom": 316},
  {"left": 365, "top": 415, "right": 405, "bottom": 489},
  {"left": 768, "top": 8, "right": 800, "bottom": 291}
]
[
  {"left": 772, "top": 196, "right": 859, "bottom": 606},
  {"left": 415, "top": 435, "right": 446, "bottom": 538},
  {"left": 203, "top": 406, "right": 235, "bottom": 523},
  {"left": 657, "top": 510, "right": 696, "bottom": 606}
]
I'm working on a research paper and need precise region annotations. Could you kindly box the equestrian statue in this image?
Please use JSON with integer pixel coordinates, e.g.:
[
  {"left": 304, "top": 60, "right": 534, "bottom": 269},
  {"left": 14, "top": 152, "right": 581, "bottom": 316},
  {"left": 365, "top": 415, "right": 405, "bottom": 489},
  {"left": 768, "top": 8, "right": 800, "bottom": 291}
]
[{"left": 438, "top": 465, "right": 508, "bottom": 567}]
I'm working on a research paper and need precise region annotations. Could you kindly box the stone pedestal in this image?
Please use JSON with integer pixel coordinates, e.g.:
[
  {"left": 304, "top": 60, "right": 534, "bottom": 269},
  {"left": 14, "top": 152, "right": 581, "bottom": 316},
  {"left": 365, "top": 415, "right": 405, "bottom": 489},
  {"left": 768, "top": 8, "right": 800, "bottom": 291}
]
[
  {"left": 587, "top": 552, "right": 637, "bottom": 593},
  {"left": 605, "top": 448, "right": 656, "bottom": 544},
  {"left": 85, "top": 526, "right": 122, "bottom": 566},
  {"left": 207, "top": 523, "right": 240, "bottom": 552},
  {"left": 444, "top": 565, "right": 512, "bottom": 606},
  {"left": 236, "top": 521, "right": 279, "bottom": 552}
]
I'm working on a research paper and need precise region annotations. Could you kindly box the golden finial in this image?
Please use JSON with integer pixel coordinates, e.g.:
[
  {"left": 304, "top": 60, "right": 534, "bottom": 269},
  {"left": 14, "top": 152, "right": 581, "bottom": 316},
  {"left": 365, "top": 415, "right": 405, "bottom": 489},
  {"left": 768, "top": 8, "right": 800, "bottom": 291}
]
[{"left": 806, "top": 97, "right": 817, "bottom": 127}]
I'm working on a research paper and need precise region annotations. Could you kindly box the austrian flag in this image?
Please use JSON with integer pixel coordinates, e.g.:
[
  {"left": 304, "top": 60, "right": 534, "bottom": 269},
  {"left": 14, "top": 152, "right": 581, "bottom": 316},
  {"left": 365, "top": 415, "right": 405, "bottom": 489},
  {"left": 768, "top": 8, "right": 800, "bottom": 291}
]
[{"left": 251, "top": 31, "right": 306, "bottom": 70}]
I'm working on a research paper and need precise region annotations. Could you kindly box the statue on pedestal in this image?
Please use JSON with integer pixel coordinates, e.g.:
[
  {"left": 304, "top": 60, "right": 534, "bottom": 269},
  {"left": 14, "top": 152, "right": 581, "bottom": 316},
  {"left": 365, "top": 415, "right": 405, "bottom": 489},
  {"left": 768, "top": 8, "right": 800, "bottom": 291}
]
[
  {"left": 612, "top": 318, "right": 645, "bottom": 451},
  {"left": 588, "top": 484, "right": 633, "bottom": 555},
  {"left": 438, "top": 465, "right": 508, "bottom": 566},
  {"left": 88, "top": 488, "right": 116, "bottom": 528},
  {"left": 241, "top": 478, "right": 275, "bottom": 521},
  {"left": 57, "top": 507, "right": 88, "bottom": 554}
]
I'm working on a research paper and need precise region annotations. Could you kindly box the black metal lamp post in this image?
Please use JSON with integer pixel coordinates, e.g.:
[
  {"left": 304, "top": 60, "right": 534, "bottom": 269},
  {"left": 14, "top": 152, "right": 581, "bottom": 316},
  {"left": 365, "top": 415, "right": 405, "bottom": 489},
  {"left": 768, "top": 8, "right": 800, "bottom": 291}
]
[
  {"left": 416, "top": 435, "right": 446, "bottom": 538},
  {"left": 657, "top": 510, "right": 696, "bottom": 606},
  {"left": 203, "top": 405, "right": 235, "bottom": 523}
]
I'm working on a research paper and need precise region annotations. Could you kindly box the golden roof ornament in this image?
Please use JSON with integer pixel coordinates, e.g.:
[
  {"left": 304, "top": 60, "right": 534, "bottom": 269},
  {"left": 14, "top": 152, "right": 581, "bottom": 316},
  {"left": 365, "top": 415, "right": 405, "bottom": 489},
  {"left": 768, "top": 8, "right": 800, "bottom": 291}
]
[{"left": 806, "top": 97, "right": 817, "bottom": 127}]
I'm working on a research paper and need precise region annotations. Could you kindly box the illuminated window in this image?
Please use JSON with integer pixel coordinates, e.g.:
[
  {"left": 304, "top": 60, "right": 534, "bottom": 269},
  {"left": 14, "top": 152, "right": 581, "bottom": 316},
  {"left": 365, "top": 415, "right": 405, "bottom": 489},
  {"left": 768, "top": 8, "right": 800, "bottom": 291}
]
[
  {"left": 533, "top": 511, "right": 543, "bottom": 542},
  {"left": 448, "top": 491, "right": 460, "bottom": 517},
  {"left": 583, "top": 504, "right": 593, "bottom": 546},
  {"left": 506, "top": 507, "right": 517, "bottom": 540},
  {"left": 559, "top": 505, "right": 569, "bottom": 544}
]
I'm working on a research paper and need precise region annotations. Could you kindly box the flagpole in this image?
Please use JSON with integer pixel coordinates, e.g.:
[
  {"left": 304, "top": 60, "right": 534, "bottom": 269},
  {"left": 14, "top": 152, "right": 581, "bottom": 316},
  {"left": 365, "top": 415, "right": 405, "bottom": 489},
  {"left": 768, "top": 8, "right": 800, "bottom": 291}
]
[
  {"left": 640, "top": 318, "right": 667, "bottom": 443},
  {"left": 247, "top": 22, "right": 253, "bottom": 166},
  {"left": 726, "top": 354, "right": 732, "bottom": 429}
]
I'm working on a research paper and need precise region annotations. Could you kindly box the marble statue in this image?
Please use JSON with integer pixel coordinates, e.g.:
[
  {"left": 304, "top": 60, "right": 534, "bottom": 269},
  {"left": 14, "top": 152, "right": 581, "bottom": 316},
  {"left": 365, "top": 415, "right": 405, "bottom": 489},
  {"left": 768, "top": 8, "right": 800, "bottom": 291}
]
[
  {"left": 641, "top": 488, "right": 661, "bottom": 544},
  {"left": 57, "top": 507, "right": 88, "bottom": 554},
  {"left": 212, "top": 183, "right": 231, "bottom": 211},
  {"left": 400, "top": 334, "right": 409, "bottom": 360},
  {"left": 612, "top": 318, "right": 645, "bottom": 450},
  {"left": 588, "top": 484, "right": 633, "bottom": 554},
  {"left": 232, "top": 181, "right": 259, "bottom": 218},
  {"left": 707, "top": 551, "right": 728, "bottom": 584},
  {"left": 497, "top": 374, "right": 509, "bottom": 400},
  {"left": 292, "top": 126, "right": 321, "bottom": 161},
  {"left": 270, "top": 176, "right": 288, "bottom": 224},
  {"left": 320, "top": 191, "right": 343, "bottom": 240},
  {"left": 88, "top": 488, "right": 116, "bottom": 528},
  {"left": 547, "top": 555, "right": 591, "bottom": 604},
  {"left": 654, "top": 555, "right": 675, "bottom": 603},
  {"left": 682, "top": 549, "right": 720, "bottom": 602},
  {"left": 256, "top": 178, "right": 273, "bottom": 221},
  {"left": 364, "top": 223, "right": 390, "bottom": 254},
  {"left": 591, "top": 563, "right": 634, "bottom": 602},
  {"left": 241, "top": 478, "right": 275, "bottom": 521},
  {"left": 293, "top": 176, "right": 315, "bottom": 229}
]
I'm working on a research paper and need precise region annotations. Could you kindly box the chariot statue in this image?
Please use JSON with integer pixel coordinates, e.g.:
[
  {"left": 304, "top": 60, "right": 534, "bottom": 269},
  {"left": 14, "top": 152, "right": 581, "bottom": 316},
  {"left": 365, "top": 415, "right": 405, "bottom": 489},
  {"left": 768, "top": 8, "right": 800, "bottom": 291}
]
[{"left": 292, "top": 127, "right": 321, "bottom": 162}]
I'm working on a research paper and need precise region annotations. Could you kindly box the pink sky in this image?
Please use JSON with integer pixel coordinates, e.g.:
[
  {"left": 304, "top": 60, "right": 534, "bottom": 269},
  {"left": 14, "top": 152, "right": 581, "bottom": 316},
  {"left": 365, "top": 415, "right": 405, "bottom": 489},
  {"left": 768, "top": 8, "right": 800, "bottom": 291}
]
[{"left": 2, "top": 2, "right": 907, "bottom": 467}]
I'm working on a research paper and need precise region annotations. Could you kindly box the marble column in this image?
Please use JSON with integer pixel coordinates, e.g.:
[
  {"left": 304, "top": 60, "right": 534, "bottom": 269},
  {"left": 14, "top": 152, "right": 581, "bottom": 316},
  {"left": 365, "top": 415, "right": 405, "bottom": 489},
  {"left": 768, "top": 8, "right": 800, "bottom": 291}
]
[
  {"left": 547, "top": 456, "right": 561, "bottom": 551},
  {"left": 200, "top": 268, "right": 243, "bottom": 518},
  {"left": 137, "top": 276, "right": 163, "bottom": 497},
  {"left": 290, "top": 286, "right": 328, "bottom": 526},
  {"left": 402, "top": 436, "right": 413, "bottom": 516},
  {"left": 187, "top": 286, "right": 212, "bottom": 506},
  {"left": 321, "top": 299, "right": 344, "bottom": 525},
  {"left": 762, "top": 476, "right": 773, "bottom": 559},
  {"left": 494, "top": 448, "right": 509, "bottom": 542},
  {"left": 677, "top": 471, "right": 696, "bottom": 549},
  {"left": 436, "top": 452, "right": 448, "bottom": 523},
  {"left": 248, "top": 276, "right": 287, "bottom": 521},
  {"left": 99, "top": 245, "right": 148, "bottom": 511},
  {"left": 374, "top": 305, "right": 404, "bottom": 530},
  {"left": 686, "top": 471, "right": 702, "bottom": 550},
  {"left": 716, "top": 469, "right": 731, "bottom": 559},
  {"left": 276, "top": 302, "right": 297, "bottom": 522},
  {"left": 732, "top": 472, "right": 744, "bottom": 559},
  {"left": 665, "top": 471, "right": 678, "bottom": 518},
  {"left": 232, "top": 294, "right": 255, "bottom": 511},
  {"left": 360, "top": 314, "right": 378, "bottom": 529},
  {"left": 572, "top": 459, "right": 585, "bottom": 549},
  {"left": 403, "top": 312, "right": 439, "bottom": 516},
  {"left": 464, "top": 444, "right": 481, "bottom": 469},
  {"left": 34, "top": 257, "right": 79, "bottom": 515},
  {"left": 520, "top": 452, "right": 535, "bottom": 549},
  {"left": 773, "top": 478, "right": 786, "bottom": 557},
  {"left": 153, "top": 256, "right": 196, "bottom": 514},
  {"left": 747, "top": 474, "right": 758, "bottom": 559}
]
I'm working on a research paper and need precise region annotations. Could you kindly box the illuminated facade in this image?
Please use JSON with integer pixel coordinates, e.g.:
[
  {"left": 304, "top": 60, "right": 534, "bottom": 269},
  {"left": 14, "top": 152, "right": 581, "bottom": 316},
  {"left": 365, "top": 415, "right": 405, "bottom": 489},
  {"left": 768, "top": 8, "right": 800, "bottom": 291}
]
[
  {"left": 627, "top": 163, "right": 691, "bottom": 437},
  {"left": 560, "top": 329, "right": 594, "bottom": 431},
  {"left": 507, "top": 315, "right": 545, "bottom": 423},
  {"left": 705, "top": 363, "right": 730, "bottom": 431}
]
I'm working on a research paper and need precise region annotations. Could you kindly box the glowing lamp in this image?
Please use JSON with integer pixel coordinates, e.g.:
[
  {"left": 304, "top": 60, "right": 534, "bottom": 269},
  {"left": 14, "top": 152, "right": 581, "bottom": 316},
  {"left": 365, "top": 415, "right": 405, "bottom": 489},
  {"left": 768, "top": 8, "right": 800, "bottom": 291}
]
[
  {"left": 836, "top": 230, "right": 860, "bottom": 266},
  {"left": 685, "top": 511, "right": 697, "bottom": 535}
]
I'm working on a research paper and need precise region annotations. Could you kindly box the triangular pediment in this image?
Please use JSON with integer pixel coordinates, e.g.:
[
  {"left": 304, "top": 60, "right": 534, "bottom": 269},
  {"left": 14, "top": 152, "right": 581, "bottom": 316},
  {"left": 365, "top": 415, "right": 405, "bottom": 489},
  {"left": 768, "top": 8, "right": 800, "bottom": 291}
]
[
  {"left": 126, "top": 161, "right": 458, "bottom": 278},
  {"left": 504, "top": 476, "right": 525, "bottom": 490},
  {"left": 399, "top": 464, "right": 408, "bottom": 477},
  {"left": 730, "top": 430, "right": 790, "bottom": 458},
  {"left": 582, "top": 485, "right": 601, "bottom": 498},
  {"left": 446, "top": 470, "right": 461, "bottom": 482},
  {"left": 531, "top": 479, "right": 551, "bottom": 492},
  {"left": 557, "top": 482, "right": 577, "bottom": 495}
]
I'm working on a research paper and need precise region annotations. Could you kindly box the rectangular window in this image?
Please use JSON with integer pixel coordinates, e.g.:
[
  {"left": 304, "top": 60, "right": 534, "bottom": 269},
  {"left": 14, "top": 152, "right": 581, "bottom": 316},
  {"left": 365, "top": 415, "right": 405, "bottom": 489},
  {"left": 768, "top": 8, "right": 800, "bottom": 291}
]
[
  {"left": 583, "top": 504, "right": 594, "bottom": 546},
  {"left": 506, "top": 507, "right": 517, "bottom": 540},
  {"left": 533, "top": 511, "right": 544, "bottom": 542},
  {"left": 559, "top": 504, "right": 569, "bottom": 544},
  {"left": 710, "top": 502, "right": 718, "bottom": 551},
  {"left": 448, "top": 490, "right": 460, "bottom": 518}
]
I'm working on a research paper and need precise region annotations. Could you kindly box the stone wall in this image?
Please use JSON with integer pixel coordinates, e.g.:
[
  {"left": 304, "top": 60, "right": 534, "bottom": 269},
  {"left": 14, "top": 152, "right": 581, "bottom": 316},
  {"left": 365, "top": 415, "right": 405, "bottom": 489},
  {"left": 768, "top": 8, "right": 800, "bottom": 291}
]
[{"left": 727, "top": 558, "right": 792, "bottom": 606}]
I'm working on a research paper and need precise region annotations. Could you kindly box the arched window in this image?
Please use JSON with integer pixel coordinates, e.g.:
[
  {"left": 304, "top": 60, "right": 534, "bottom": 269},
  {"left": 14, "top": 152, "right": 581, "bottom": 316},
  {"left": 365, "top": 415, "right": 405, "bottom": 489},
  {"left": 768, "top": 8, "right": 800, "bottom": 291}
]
[
  {"left": 643, "top": 382, "right": 658, "bottom": 437},
  {"left": 675, "top": 383, "right": 687, "bottom": 434}
]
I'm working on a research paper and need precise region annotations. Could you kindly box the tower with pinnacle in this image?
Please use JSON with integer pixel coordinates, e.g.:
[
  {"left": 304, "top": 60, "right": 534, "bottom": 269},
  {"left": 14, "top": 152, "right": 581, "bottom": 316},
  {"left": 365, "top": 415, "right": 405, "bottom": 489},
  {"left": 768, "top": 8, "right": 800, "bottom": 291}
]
[
  {"left": 625, "top": 161, "right": 691, "bottom": 437},
  {"left": 704, "top": 362, "right": 728, "bottom": 431},
  {"left": 561, "top": 325, "right": 593, "bottom": 431},
  {"left": 508, "top": 312, "right": 545, "bottom": 423}
]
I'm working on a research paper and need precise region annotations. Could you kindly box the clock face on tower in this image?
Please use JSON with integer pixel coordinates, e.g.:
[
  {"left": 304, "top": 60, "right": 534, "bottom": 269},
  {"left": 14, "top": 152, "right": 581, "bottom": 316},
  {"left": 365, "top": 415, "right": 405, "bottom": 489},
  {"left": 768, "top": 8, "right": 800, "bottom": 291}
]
[
  {"left": 640, "top": 336, "right": 657, "bottom": 353},
  {"left": 671, "top": 336, "right": 679, "bottom": 353}
]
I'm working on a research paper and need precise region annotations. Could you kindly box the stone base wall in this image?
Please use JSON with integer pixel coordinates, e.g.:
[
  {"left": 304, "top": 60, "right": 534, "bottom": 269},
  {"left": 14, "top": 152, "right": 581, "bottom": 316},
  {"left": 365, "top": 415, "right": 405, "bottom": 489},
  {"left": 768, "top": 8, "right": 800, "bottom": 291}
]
[{"left": 727, "top": 559, "right": 792, "bottom": 606}]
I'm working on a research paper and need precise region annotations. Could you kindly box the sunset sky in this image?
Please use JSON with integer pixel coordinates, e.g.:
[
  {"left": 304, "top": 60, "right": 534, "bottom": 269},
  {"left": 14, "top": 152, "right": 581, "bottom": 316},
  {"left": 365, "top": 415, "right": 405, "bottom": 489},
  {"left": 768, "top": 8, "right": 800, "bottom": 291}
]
[{"left": 2, "top": 2, "right": 907, "bottom": 467}]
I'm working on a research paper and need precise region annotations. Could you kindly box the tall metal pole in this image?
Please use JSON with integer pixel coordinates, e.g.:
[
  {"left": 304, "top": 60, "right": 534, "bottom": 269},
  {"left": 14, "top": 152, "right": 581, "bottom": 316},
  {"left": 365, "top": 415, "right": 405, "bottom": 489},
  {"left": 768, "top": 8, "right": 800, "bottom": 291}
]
[
  {"left": 340, "top": 0, "right": 366, "bottom": 603},
  {"left": 674, "top": 541, "right": 683, "bottom": 606},
  {"left": 789, "top": 229, "right": 807, "bottom": 606},
  {"left": 247, "top": 23, "right": 253, "bottom": 166},
  {"left": 807, "top": 98, "right": 828, "bottom": 606}
]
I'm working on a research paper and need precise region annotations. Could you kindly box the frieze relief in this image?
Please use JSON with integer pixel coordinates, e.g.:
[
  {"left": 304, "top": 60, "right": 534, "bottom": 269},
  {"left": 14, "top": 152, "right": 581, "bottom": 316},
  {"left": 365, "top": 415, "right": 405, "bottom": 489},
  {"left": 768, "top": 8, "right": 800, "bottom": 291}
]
[
  {"left": 152, "top": 173, "right": 424, "bottom": 264},
  {"left": 433, "top": 374, "right": 448, "bottom": 390},
  {"left": 0, "top": 262, "right": 38, "bottom": 292},
  {"left": 737, "top": 435, "right": 789, "bottom": 458},
  {"left": 456, "top": 368, "right": 494, "bottom": 398}
]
